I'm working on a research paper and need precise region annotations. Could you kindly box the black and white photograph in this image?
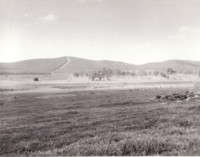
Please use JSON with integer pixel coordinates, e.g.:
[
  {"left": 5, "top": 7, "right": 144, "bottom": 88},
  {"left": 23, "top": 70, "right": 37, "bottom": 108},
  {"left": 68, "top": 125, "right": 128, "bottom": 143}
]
[{"left": 1, "top": 0, "right": 200, "bottom": 156}]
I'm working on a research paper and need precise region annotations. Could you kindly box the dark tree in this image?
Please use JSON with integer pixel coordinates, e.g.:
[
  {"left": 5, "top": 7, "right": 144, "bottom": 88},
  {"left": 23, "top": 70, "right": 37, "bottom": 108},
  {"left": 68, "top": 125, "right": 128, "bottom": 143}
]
[
  {"left": 167, "top": 68, "right": 176, "bottom": 75},
  {"left": 102, "top": 68, "right": 113, "bottom": 80},
  {"left": 89, "top": 68, "right": 113, "bottom": 81}
]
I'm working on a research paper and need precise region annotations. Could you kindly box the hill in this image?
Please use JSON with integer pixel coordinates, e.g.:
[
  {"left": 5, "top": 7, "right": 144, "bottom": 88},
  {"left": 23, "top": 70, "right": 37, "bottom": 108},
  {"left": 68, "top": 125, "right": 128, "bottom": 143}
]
[
  {"left": 0, "top": 57, "right": 67, "bottom": 74},
  {"left": 0, "top": 57, "right": 137, "bottom": 75},
  {"left": 139, "top": 60, "right": 200, "bottom": 73},
  {"left": 53, "top": 57, "right": 137, "bottom": 74},
  {"left": 0, "top": 57, "right": 200, "bottom": 75}
]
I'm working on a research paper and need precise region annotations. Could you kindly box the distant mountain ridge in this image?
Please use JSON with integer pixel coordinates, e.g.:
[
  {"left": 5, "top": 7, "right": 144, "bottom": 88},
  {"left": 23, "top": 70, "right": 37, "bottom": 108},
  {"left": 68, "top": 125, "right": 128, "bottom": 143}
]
[{"left": 0, "top": 57, "right": 200, "bottom": 74}]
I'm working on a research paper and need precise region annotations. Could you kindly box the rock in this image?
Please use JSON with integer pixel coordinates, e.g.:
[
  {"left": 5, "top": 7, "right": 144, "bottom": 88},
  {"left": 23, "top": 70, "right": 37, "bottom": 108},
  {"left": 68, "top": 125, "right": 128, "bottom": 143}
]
[
  {"left": 172, "top": 93, "right": 180, "bottom": 99},
  {"left": 161, "top": 95, "right": 166, "bottom": 99},
  {"left": 179, "top": 94, "right": 187, "bottom": 100},
  {"left": 167, "top": 95, "right": 176, "bottom": 101},
  {"left": 156, "top": 95, "right": 162, "bottom": 99},
  {"left": 153, "top": 91, "right": 198, "bottom": 102},
  {"left": 188, "top": 92, "right": 195, "bottom": 97},
  {"left": 165, "top": 95, "right": 171, "bottom": 100}
]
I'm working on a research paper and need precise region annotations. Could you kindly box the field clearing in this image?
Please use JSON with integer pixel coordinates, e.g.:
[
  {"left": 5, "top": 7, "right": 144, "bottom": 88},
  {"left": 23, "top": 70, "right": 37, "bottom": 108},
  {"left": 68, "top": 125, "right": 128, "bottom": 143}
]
[
  {"left": 1, "top": 80, "right": 200, "bottom": 155},
  {"left": 0, "top": 74, "right": 197, "bottom": 94}
]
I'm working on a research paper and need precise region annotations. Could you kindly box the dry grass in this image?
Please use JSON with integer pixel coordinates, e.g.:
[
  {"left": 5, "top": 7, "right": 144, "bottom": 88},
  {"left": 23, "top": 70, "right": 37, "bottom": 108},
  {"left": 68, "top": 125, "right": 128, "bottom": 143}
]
[
  {"left": 1, "top": 87, "right": 200, "bottom": 156},
  {"left": 44, "top": 133, "right": 179, "bottom": 156}
]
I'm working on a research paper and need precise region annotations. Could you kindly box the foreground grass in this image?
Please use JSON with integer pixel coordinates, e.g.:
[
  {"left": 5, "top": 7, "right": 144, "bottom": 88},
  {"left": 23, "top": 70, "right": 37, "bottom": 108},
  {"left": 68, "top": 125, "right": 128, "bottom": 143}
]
[{"left": 1, "top": 87, "right": 200, "bottom": 156}]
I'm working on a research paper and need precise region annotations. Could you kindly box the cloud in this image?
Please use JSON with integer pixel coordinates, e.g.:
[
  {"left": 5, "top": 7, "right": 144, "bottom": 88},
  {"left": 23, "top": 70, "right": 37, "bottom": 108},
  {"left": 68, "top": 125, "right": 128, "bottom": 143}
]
[
  {"left": 78, "top": 0, "right": 103, "bottom": 3},
  {"left": 168, "top": 26, "right": 200, "bottom": 39},
  {"left": 38, "top": 14, "right": 58, "bottom": 22}
]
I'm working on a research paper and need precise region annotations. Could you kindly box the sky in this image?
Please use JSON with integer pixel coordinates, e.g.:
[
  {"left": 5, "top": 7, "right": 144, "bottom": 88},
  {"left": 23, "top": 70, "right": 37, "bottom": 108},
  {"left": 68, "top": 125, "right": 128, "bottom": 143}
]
[{"left": 1, "top": 0, "right": 200, "bottom": 64}]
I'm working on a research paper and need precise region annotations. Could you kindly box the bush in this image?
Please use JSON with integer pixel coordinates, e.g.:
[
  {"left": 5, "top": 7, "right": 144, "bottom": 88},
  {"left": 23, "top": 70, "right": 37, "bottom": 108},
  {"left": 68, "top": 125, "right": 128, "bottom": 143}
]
[
  {"left": 167, "top": 68, "right": 176, "bottom": 75},
  {"left": 138, "top": 71, "right": 147, "bottom": 77},
  {"left": 33, "top": 77, "right": 39, "bottom": 81},
  {"left": 73, "top": 72, "right": 79, "bottom": 78},
  {"left": 130, "top": 72, "right": 137, "bottom": 77},
  {"left": 185, "top": 70, "right": 193, "bottom": 75},
  {"left": 160, "top": 72, "right": 168, "bottom": 79},
  {"left": 89, "top": 68, "right": 113, "bottom": 81},
  {"left": 153, "top": 71, "right": 159, "bottom": 76},
  {"left": 198, "top": 71, "right": 200, "bottom": 77},
  {"left": 147, "top": 71, "right": 153, "bottom": 76}
]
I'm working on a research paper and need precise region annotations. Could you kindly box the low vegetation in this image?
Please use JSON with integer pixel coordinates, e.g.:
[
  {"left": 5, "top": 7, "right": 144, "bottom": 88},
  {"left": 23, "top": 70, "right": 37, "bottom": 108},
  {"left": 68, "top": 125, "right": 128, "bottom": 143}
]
[
  {"left": 72, "top": 67, "right": 200, "bottom": 81},
  {"left": 33, "top": 77, "right": 39, "bottom": 81},
  {"left": 73, "top": 67, "right": 178, "bottom": 81},
  {"left": 1, "top": 88, "right": 200, "bottom": 156}
]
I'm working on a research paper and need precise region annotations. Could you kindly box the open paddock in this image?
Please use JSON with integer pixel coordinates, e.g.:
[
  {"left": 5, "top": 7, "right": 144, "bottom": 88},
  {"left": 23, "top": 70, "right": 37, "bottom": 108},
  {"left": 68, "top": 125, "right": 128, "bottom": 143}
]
[{"left": 1, "top": 82, "right": 200, "bottom": 155}]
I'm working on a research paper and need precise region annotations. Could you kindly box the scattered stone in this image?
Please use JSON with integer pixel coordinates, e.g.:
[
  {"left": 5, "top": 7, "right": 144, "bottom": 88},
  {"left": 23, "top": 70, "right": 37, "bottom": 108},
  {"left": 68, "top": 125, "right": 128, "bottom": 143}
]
[
  {"left": 154, "top": 91, "right": 200, "bottom": 102},
  {"left": 156, "top": 95, "right": 162, "bottom": 99},
  {"left": 189, "top": 92, "right": 195, "bottom": 97}
]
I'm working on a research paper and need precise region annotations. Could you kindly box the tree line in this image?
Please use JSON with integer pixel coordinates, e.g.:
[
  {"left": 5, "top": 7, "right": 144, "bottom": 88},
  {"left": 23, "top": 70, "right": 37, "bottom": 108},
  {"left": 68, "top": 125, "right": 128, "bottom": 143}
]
[{"left": 72, "top": 67, "right": 189, "bottom": 81}]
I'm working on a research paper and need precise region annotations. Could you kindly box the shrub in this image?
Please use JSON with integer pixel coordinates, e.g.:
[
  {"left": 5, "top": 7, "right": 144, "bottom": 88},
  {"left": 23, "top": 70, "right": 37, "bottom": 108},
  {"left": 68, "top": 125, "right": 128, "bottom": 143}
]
[
  {"left": 138, "top": 71, "right": 147, "bottom": 77},
  {"left": 33, "top": 77, "right": 39, "bottom": 81},
  {"left": 89, "top": 68, "right": 113, "bottom": 81},
  {"left": 130, "top": 72, "right": 137, "bottom": 77},
  {"left": 73, "top": 72, "right": 79, "bottom": 78},
  {"left": 160, "top": 72, "right": 168, "bottom": 79},
  {"left": 198, "top": 71, "right": 200, "bottom": 77},
  {"left": 167, "top": 68, "right": 176, "bottom": 75},
  {"left": 153, "top": 71, "right": 159, "bottom": 76}
]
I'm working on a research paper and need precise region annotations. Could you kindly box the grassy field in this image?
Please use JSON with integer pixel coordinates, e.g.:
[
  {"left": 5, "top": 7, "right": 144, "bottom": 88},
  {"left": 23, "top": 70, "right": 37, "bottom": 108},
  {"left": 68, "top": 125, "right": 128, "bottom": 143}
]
[{"left": 1, "top": 86, "right": 200, "bottom": 156}]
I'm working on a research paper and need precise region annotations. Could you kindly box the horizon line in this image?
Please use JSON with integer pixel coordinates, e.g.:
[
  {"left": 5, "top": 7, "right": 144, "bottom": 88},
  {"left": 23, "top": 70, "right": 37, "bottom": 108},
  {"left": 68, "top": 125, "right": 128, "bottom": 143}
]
[{"left": 0, "top": 56, "right": 199, "bottom": 65}]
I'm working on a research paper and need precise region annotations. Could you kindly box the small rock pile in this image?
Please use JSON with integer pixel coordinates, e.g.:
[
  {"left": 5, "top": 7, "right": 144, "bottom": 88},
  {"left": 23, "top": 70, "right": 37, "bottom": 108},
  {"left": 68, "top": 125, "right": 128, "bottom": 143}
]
[{"left": 155, "top": 91, "right": 200, "bottom": 101}]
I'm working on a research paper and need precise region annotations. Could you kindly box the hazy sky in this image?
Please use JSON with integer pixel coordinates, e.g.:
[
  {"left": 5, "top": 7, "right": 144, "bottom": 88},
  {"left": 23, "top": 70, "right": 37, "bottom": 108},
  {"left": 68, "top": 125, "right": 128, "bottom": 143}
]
[{"left": 1, "top": 0, "right": 200, "bottom": 64}]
